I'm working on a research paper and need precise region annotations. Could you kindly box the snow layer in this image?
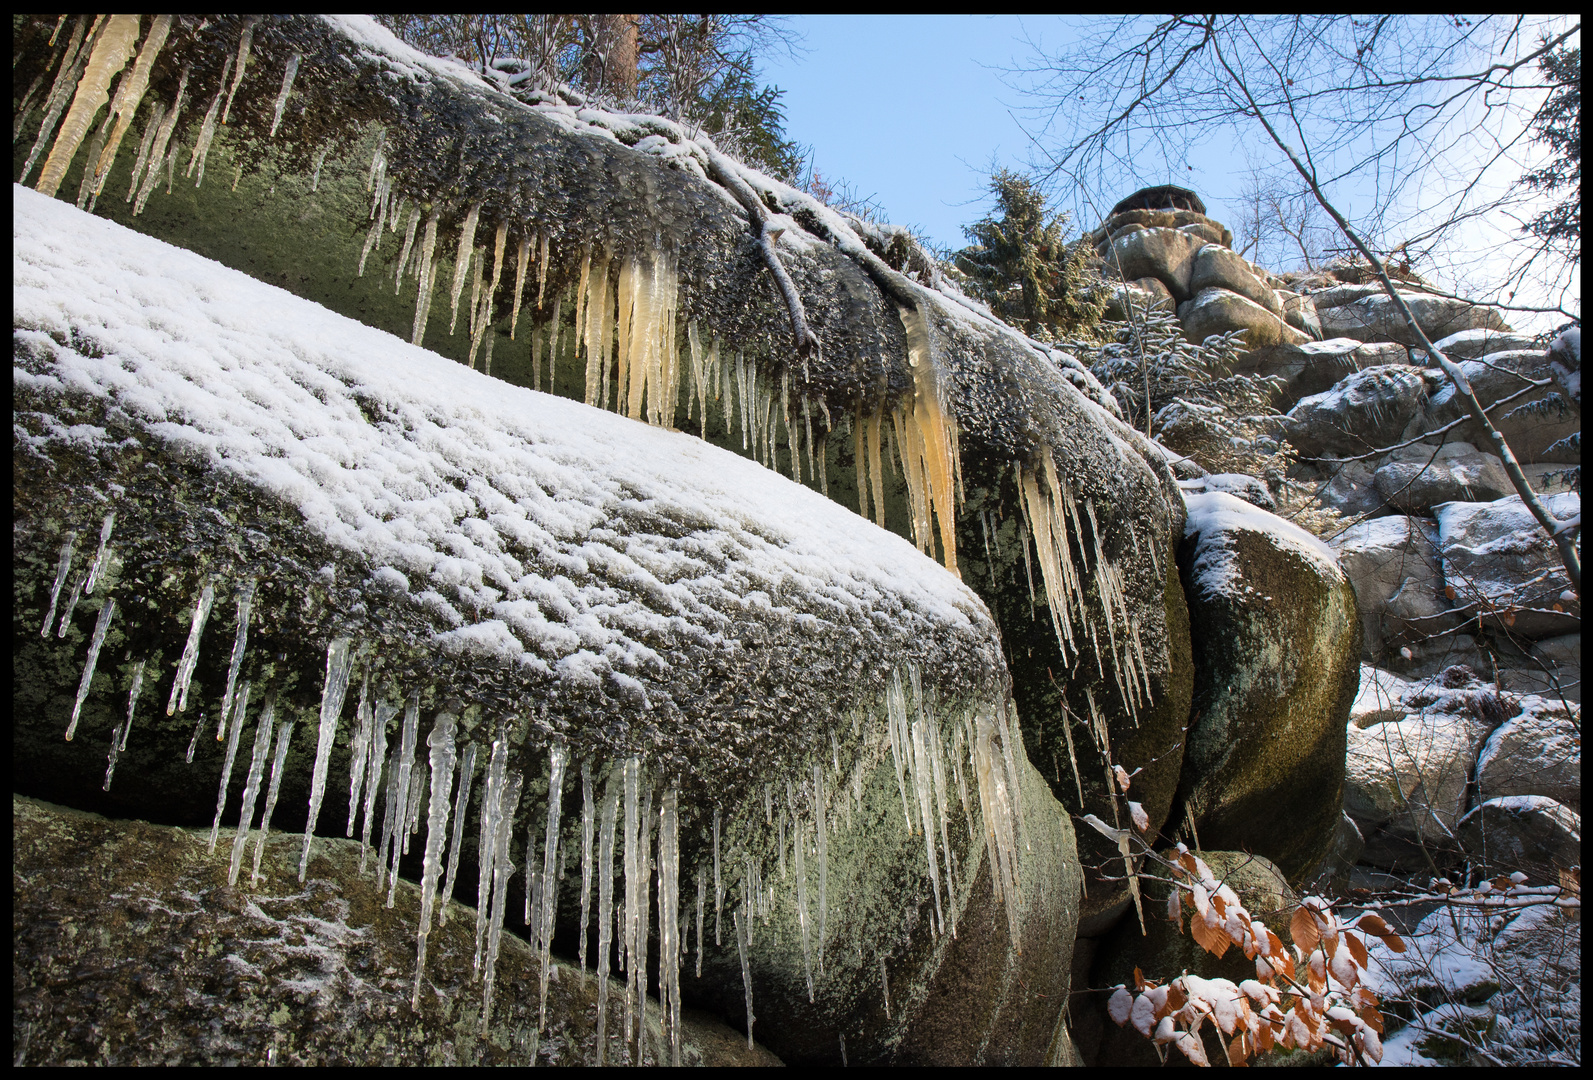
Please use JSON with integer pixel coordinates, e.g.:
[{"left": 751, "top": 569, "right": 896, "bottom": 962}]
[
  {"left": 1180, "top": 489, "right": 1341, "bottom": 598},
  {"left": 14, "top": 183, "right": 999, "bottom": 710}
]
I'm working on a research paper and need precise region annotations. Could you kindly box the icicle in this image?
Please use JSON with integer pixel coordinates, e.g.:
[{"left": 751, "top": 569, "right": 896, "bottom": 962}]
[
  {"left": 103, "top": 657, "right": 146, "bottom": 791},
  {"left": 267, "top": 53, "right": 300, "bottom": 139},
  {"left": 537, "top": 742, "right": 568, "bottom": 1028},
  {"left": 695, "top": 868, "right": 706, "bottom": 978},
  {"left": 885, "top": 670, "right": 914, "bottom": 828},
  {"left": 794, "top": 809, "right": 813, "bottom": 1002},
  {"left": 357, "top": 216, "right": 383, "bottom": 278},
  {"left": 622, "top": 757, "right": 642, "bottom": 1057},
  {"left": 880, "top": 957, "right": 892, "bottom": 1019},
  {"left": 582, "top": 254, "right": 611, "bottom": 408},
  {"left": 185, "top": 53, "right": 232, "bottom": 188},
  {"left": 345, "top": 673, "right": 372, "bottom": 837},
  {"left": 594, "top": 769, "right": 619, "bottom": 1066},
  {"left": 393, "top": 204, "right": 421, "bottom": 290},
  {"left": 90, "top": 14, "right": 172, "bottom": 201},
  {"left": 250, "top": 711, "right": 290, "bottom": 884},
  {"left": 167, "top": 583, "right": 215, "bottom": 716},
  {"left": 465, "top": 244, "right": 487, "bottom": 364},
  {"left": 19, "top": 15, "right": 90, "bottom": 186},
  {"left": 40, "top": 533, "right": 77, "bottom": 638},
  {"left": 658, "top": 784, "right": 682, "bottom": 1065},
  {"left": 208, "top": 680, "right": 251, "bottom": 851},
  {"left": 214, "top": 579, "right": 256, "bottom": 743},
  {"left": 713, "top": 806, "right": 723, "bottom": 945},
  {"left": 474, "top": 735, "right": 508, "bottom": 969},
  {"left": 735, "top": 905, "right": 755, "bottom": 1049},
  {"left": 412, "top": 708, "right": 459, "bottom": 1008},
  {"left": 481, "top": 771, "right": 525, "bottom": 1035},
  {"left": 814, "top": 761, "right": 829, "bottom": 971},
  {"left": 35, "top": 14, "right": 139, "bottom": 198},
  {"left": 132, "top": 63, "right": 187, "bottom": 215},
  {"left": 410, "top": 210, "right": 442, "bottom": 346},
  {"left": 299, "top": 637, "right": 354, "bottom": 882},
  {"left": 83, "top": 512, "right": 115, "bottom": 596},
  {"left": 448, "top": 204, "right": 481, "bottom": 335},
  {"left": 436, "top": 741, "right": 477, "bottom": 926},
  {"left": 910, "top": 717, "right": 945, "bottom": 935},
  {"left": 227, "top": 693, "right": 274, "bottom": 885},
  {"left": 928, "top": 722, "right": 958, "bottom": 929},
  {"left": 510, "top": 235, "right": 532, "bottom": 339},
  {"left": 125, "top": 100, "right": 164, "bottom": 200},
  {"left": 65, "top": 598, "right": 116, "bottom": 741},
  {"left": 359, "top": 699, "right": 396, "bottom": 872},
  {"left": 75, "top": 105, "right": 114, "bottom": 211},
  {"left": 220, "top": 18, "right": 255, "bottom": 125}
]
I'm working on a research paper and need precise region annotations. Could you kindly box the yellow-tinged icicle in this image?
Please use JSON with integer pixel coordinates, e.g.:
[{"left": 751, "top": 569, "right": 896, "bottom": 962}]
[
  {"left": 448, "top": 204, "right": 481, "bottom": 335},
  {"left": 583, "top": 254, "right": 611, "bottom": 408},
  {"left": 91, "top": 14, "right": 172, "bottom": 199},
  {"left": 896, "top": 305, "right": 961, "bottom": 577},
  {"left": 36, "top": 14, "right": 140, "bottom": 199},
  {"left": 510, "top": 235, "right": 531, "bottom": 339}
]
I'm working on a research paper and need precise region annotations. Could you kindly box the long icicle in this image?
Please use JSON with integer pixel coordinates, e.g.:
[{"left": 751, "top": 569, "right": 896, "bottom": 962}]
[
  {"left": 537, "top": 742, "right": 569, "bottom": 1029},
  {"left": 578, "top": 760, "right": 595, "bottom": 974},
  {"left": 214, "top": 579, "right": 257, "bottom": 744},
  {"left": 228, "top": 689, "right": 274, "bottom": 885},
  {"left": 35, "top": 14, "right": 140, "bottom": 198},
  {"left": 250, "top": 704, "right": 289, "bottom": 884},
  {"left": 412, "top": 708, "right": 459, "bottom": 1008},
  {"left": 167, "top": 583, "right": 215, "bottom": 716},
  {"left": 359, "top": 699, "right": 397, "bottom": 873},
  {"left": 207, "top": 680, "right": 251, "bottom": 851},
  {"left": 436, "top": 741, "right": 477, "bottom": 927},
  {"left": 481, "top": 770, "right": 525, "bottom": 1034},
  {"left": 65, "top": 597, "right": 116, "bottom": 741},
  {"left": 594, "top": 769, "right": 620, "bottom": 1066},
  {"left": 299, "top": 638, "right": 354, "bottom": 881}
]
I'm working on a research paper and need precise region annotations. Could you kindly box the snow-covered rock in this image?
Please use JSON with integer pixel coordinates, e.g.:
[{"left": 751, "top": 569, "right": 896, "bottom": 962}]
[
  {"left": 1350, "top": 665, "right": 1420, "bottom": 729},
  {"left": 1371, "top": 441, "right": 1514, "bottom": 514},
  {"left": 1188, "top": 244, "right": 1282, "bottom": 314},
  {"left": 1177, "top": 286, "right": 1305, "bottom": 350},
  {"left": 1422, "top": 349, "right": 1581, "bottom": 464},
  {"left": 1314, "top": 290, "right": 1510, "bottom": 346},
  {"left": 1174, "top": 491, "right": 1361, "bottom": 880},
  {"left": 1284, "top": 365, "right": 1441, "bottom": 459},
  {"left": 1104, "top": 226, "right": 1206, "bottom": 301},
  {"left": 1417, "top": 326, "right": 1538, "bottom": 363},
  {"left": 1457, "top": 795, "right": 1581, "bottom": 884},
  {"left": 1475, "top": 695, "right": 1581, "bottom": 810},
  {"left": 1433, "top": 493, "right": 1581, "bottom": 640}
]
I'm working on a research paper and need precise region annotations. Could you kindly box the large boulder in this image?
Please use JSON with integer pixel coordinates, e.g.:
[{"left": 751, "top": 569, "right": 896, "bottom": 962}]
[
  {"left": 13, "top": 186, "right": 1079, "bottom": 1066},
  {"left": 1475, "top": 695, "right": 1581, "bottom": 810},
  {"left": 1343, "top": 668, "right": 1516, "bottom": 868},
  {"left": 1104, "top": 227, "right": 1206, "bottom": 301},
  {"left": 1371, "top": 442, "right": 1515, "bottom": 515},
  {"left": 1422, "top": 350, "right": 1581, "bottom": 464},
  {"left": 1433, "top": 493, "right": 1581, "bottom": 640},
  {"left": 1498, "top": 633, "right": 1580, "bottom": 704},
  {"left": 1330, "top": 516, "right": 1460, "bottom": 660},
  {"left": 1457, "top": 796, "right": 1581, "bottom": 884},
  {"left": 1285, "top": 365, "right": 1442, "bottom": 459},
  {"left": 1313, "top": 457, "right": 1388, "bottom": 518},
  {"left": 1189, "top": 244, "right": 1282, "bottom": 314},
  {"left": 1174, "top": 492, "right": 1361, "bottom": 881},
  {"left": 1178, "top": 287, "right": 1307, "bottom": 350},
  {"left": 12, "top": 795, "right": 780, "bottom": 1066},
  {"left": 1418, "top": 327, "right": 1540, "bottom": 363},
  {"left": 1315, "top": 291, "right": 1510, "bottom": 346}
]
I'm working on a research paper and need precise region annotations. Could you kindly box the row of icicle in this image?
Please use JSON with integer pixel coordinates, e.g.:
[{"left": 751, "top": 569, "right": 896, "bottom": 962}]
[{"left": 49, "top": 510, "right": 1028, "bottom": 1061}]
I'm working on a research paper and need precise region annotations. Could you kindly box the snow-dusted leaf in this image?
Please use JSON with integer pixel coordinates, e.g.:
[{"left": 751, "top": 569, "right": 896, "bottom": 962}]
[
  {"left": 1131, "top": 989, "right": 1159, "bottom": 1037},
  {"left": 1344, "top": 931, "right": 1368, "bottom": 969},
  {"left": 1113, "top": 763, "right": 1131, "bottom": 793},
  {"left": 1290, "top": 906, "right": 1321, "bottom": 952},
  {"left": 1129, "top": 800, "right": 1149, "bottom": 832},
  {"left": 1107, "top": 985, "right": 1134, "bottom": 1026},
  {"left": 1153, "top": 1015, "right": 1177, "bottom": 1044},
  {"left": 1228, "top": 1032, "right": 1250, "bottom": 1067},
  {"left": 1081, "top": 813, "right": 1128, "bottom": 842},
  {"left": 1173, "top": 1030, "right": 1210, "bottom": 1066},
  {"left": 1167, "top": 887, "right": 1183, "bottom": 928}
]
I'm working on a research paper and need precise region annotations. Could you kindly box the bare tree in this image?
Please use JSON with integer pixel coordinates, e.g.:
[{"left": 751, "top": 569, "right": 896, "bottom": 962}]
[
  {"left": 1231, "top": 165, "right": 1334, "bottom": 272},
  {"left": 1010, "top": 15, "right": 1581, "bottom": 591}
]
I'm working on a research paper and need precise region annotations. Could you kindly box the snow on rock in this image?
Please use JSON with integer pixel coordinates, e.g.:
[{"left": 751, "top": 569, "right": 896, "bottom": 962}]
[
  {"left": 1475, "top": 695, "right": 1581, "bottom": 811},
  {"left": 1457, "top": 795, "right": 1581, "bottom": 884},
  {"left": 1180, "top": 490, "right": 1340, "bottom": 601},
  {"left": 1433, "top": 492, "right": 1581, "bottom": 640},
  {"left": 1330, "top": 515, "right": 1460, "bottom": 661}
]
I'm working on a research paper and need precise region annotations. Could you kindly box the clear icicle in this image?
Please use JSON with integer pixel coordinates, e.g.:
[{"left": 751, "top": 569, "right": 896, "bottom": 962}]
[
  {"left": 65, "top": 598, "right": 116, "bottom": 741},
  {"left": 410, "top": 210, "right": 441, "bottom": 345},
  {"left": 393, "top": 204, "right": 420, "bottom": 290},
  {"left": 219, "top": 18, "right": 254, "bottom": 125},
  {"left": 928, "top": 721, "right": 958, "bottom": 933},
  {"left": 578, "top": 760, "right": 595, "bottom": 972},
  {"left": 267, "top": 53, "right": 300, "bottom": 138},
  {"left": 538, "top": 742, "right": 568, "bottom": 1028},
  {"left": 536, "top": 229, "right": 550, "bottom": 308},
  {"left": 345, "top": 673, "right": 372, "bottom": 837},
  {"left": 228, "top": 691, "right": 274, "bottom": 885},
  {"left": 412, "top": 708, "right": 459, "bottom": 1008},
  {"left": 474, "top": 734, "right": 508, "bottom": 969},
  {"left": 622, "top": 757, "right": 642, "bottom": 1056},
  {"left": 713, "top": 805, "right": 723, "bottom": 945},
  {"left": 132, "top": 63, "right": 187, "bottom": 215},
  {"left": 41, "top": 533, "right": 76, "bottom": 638},
  {"left": 594, "top": 770, "right": 619, "bottom": 1066},
  {"left": 359, "top": 699, "right": 397, "bottom": 873},
  {"left": 250, "top": 710, "right": 290, "bottom": 884},
  {"left": 184, "top": 53, "right": 231, "bottom": 187},
  {"left": 813, "top": 761, "right": 828, "bottom": 972},
  {"left": 83, "top": 511, "right": 115, "bottom": 595},
  {"left": 436, "top": 741, "right": 476, "bottom": 927},
  {"left": 735, "top": 906, "right": 755, "bottom": 1049},
  {"left": 35, "top": 14, "right": 140, "bottom": 199},
  {"left": 167, "top": 583, "right": 214, "bottom": 716},
  {"left": 299, "top": 637, "right": 354, "bottom": 882},
  {"left": 695, "top": 868, "right": 706, "bottom": 978},
  {"left": 208, "top": 680, "right": 252, "bottom": 851},
  {"left": 481, "top": 770, "right": 524, "bottom": 1035},
  {"left": 658, "top": 785, "right": 682, "bottom": 1066},
  {"left": 214, "top": 579, "right": 256, "bottom": 743},
  {"left": 19, "top": 14, "right": 89, "bottom": 187},
  {"left": 510, "top": 234, "right": 531, "bottom": 339},
  {"left": 103, "top": 657, "right": 146, "bottom": 791},
  {"left": 910, "top": 717, "right": 945, "bottom": 936},
  {"left": 794, "top": 810, "right": 814, "bottom": 1002},
  {"left": 885, "top": 669, "right": 914, "bottom": 828},
  {"left": 387, "top": 694, "right": 422, "bottom": 903}
]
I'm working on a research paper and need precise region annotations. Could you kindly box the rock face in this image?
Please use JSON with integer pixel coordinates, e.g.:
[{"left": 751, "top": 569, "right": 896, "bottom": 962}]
[
  {"left": 1314, "top": 290, "right": 1509, "bottom": 345},
  {"left": 1422, "top": 350, "right": 1582, "bottom": 464},
  {"left": 1330, "top": 517, "right": 1459, "bottom": 661},
  {"left": 1476, "top": 696, "right": 1582, "bottom": 810},
  {"left": 1174, "top": 492, "right": 1362, "bottom": 881},
  {"left": 1372, "top": 442, "right": 1515, "bottom": 514},
  {"left": 1457, "top": 796, "right": 1581, "bottom": 884},
  {"left": 12, "top": 795, "right": 778, "bottom": 1066},
  {"left": 1284, "top": 365, "right": 1440, "bottom": 459},
  {"left": 13, "top": 186, "right": 1074, "bottom": 1066},
  {"left": 1178, "top": 287, "right": 1306, "bottom": 350}
]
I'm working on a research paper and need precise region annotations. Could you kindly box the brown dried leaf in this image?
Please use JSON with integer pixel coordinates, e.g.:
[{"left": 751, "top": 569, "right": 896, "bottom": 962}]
[
  {"left": 1290, "top": 906, "right": 1322, "bottom": 952},
  {"left": 1354, "top": 913, "right": 1393, "bottom": 938},
  {"left": 1356, "top": 1003, "right": 1384, "bottom": 1035},
  {"left": 1134, "top": 966, "right": 1146, "bottom": 991},
  {"left": 1191, "top": 912, "right": 1233, "bottom": 959},
  {"left": 1167, "top": 981, "right": 1188, "bottom": 1014},
  {"left": 1228, "top": 1032, "right": 1250, "bottom": 1067},
  {"left": 1345, "top": 931, "right": 1368, "bottom": 969}
]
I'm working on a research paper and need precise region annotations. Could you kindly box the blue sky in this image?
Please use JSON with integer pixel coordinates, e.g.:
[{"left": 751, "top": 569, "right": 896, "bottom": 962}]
[{"left": 758, "top": 16, "right": 1243, "bottom": 253}]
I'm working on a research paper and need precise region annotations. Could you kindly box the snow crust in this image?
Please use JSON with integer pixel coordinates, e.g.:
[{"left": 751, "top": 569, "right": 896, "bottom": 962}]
[
  {"left": 14, "top": 185, "right": 995, "bottom": 689},
  {"left": 1180, "top": 489, "right": 1341, "bottom": 597}
]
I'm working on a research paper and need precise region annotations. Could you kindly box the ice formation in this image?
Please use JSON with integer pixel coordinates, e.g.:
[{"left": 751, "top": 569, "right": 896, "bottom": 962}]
[
  {"left": 214, "top": 579, "right": 256, "bottom": 743},
  {"left": 250, "top": 708, "right": 290, "bottom": 885},
  {"left": 227, "top": 699, "right": 274, "bottom": 885},
  {"left": 35, "top": 15, "right": 140, "bottom": 199},
  {"left": 101, "top": 658, "right": 145, "bottom": 791},
  {"left": 300, "top": 637, "right": 354, "bottom": 881},
  {"left": 166, "top": 583, "right": 214, "bottom": 718},
  {"left": 207, "top": 680, "right": 251, "bottom": 851},
  {"left": 412, "top": 707, "right": 458, "bottom": 1007},
  {"left": 64, "top": 597, "right": 115, "bottom": 741}
]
